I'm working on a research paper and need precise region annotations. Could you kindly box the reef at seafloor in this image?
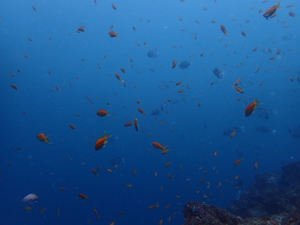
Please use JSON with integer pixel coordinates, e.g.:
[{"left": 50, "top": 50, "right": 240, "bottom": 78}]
[{"left": 183, "top": 161, "right": 300, "bottom": 225}]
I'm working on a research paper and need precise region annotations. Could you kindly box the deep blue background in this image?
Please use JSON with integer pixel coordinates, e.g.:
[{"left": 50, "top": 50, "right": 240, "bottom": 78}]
[{"left": 0, "top": 0, "right": 299, "bottom": 224}]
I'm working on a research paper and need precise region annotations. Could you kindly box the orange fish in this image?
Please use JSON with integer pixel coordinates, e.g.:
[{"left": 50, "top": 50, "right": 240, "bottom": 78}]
[
  {"left": 134, "top": 118, "right": 139, "bottom": 131},
  {"left": 220, "top": 25, "right": 227, "bottom": 36},
  {"left": 231, "top": 131, "right": 236, "bottom": 138},
  {"left": 234, "top": 158, "right": 243, "bottom": 166},
  {"left": 263, "top": 0, "right": 281, "bottom": 19},
  {"left": 178, "top": 89, "right": 184, "bottom": 93},
  {"left": 112, "top": 4, "right": 117, "bottom": 10},
  {"left": 121, "top": 68, "right": 125, "bottom": 73},
  {"left": 235, "top": 77, "right": 242, "bottom": 86},
  {"left": 172, "top": 61, "right": 177, "bottom": 68},
  {"left": 97, "top": 109, "right": 110, "bottom": 117},
  {"left": 115, "top": 73, "right": 121, "bottom": 82},
  {"left": 132, "top": 169, "right": 137, "bottom": 176},
  {"left": 252, "top": 47, "right": 258, "bottom": 52},
  {"left": 37, "top": 133, "right": 51, "bottom": 144},
  {"left": 125, "top": 184, "right": 133, "bottom": 188},
  {"left": 233, "top": 86, "right": 244, "bottom": 93},
  {"left": 78, "top": 193, "right": 88, "bottom": 199},
  {"left": 165, "top": 162, "right": 171, "bottom": 168},
  {"left": 214, "top": 151, "right": 217, "bottom": 157},
  {"left": 11, "top": 84, "right": 19, "bottom": 91},
  {"left": 137, "top": 108, "right": 146, "bottom": 116},
  {"left": 241, "top": 31, "right": 246, "bottom": 37},
  {"left": 152, "top": 142, "right": 168, "bottom": 151},
  {"left": 109, "top": 31, "right": 119, "bottom": 39},
  {"left": 148, "top": 206, "right": 154, "bottom": 210},
  {"left": 69, "top": 124, "right": 76, "bottom": 130},
  {"left": 77, "top": 27, "right": 85, "bottom": 33},
  {"left": 254, "top": 161, "right": 259, "bottom": 169},
  {"left": 95, "top": 131, "right": 112, "bottom": 150},
  {"left": 245, "top": 97, "right": 263, "bottom": 117},
  {"left": 94, "top": 209, "right": 100, "bottom": 219},
  {"left": 176, "top": 81, "right": 182, "bottom": 86},
  {"left": 124, "top": 122, "right": 132, "bottom": 127}
]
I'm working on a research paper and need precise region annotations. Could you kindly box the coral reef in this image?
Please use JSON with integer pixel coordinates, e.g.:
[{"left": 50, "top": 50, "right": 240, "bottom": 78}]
[{"left": 183, "top": 161, "right": 300, "bottom": 225}]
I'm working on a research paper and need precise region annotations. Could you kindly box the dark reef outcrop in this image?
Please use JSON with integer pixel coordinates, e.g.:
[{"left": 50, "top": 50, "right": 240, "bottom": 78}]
[{"left": 183, "top": 161, "right": 300, "bottom": 225}]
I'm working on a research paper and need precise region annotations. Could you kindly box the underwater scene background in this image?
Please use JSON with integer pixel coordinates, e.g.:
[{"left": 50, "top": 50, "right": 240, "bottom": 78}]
[{"left": 0, "top": 0, "right": 299, "bottom": 224}]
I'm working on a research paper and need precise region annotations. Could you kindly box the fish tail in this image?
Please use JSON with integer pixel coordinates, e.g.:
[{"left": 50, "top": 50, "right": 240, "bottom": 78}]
[
  {"left": 277, "top": 0, "right": 282, "bottom": 8},
  {"left": 116, "top": 33, "right": 119, "bottom": 39},
  {"left": 254, "top": 97, "right": 263, "bottom": 105},
  {"left": 45, "top": 134, "right": 52, "bottom": 144}
]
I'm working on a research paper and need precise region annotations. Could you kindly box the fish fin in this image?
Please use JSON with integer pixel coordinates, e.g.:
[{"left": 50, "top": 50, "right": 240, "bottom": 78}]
[
  {"left": 276, "top": 0, "right": 282, "bottom": 8},
  {"left": 254, "top": 97, "right": 263, "bottom": 105},
  {"left": 45, "top": 134, "right": 52, "bottom": 144}
]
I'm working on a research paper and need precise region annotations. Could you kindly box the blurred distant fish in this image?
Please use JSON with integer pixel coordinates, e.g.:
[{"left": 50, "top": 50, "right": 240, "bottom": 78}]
[
  {"left": 147, "top": 50, "right": 159, "bottom": 58},
  {"left": 257, "top": 108, "right": 277, "bottom": 119},
  {"left": 255, "top": 127, "right": 277, "bottom": 134},
  {"left": 109, "top": 157, "right": 125, "bottom": 166},
  {"left": 282, "top": 34, "right": 295, "bottom": 41},
  {"left": 289, "top": 126, "right": 300, "bottom": 139},
  {"left": 223, "top": 126, "right": 245, "bottom": 136},
  {"left": 213, "top": 67, "right": 225, "bottom": 79},
  {"left": 179, "top": 61, "right": 191, "bottom": 69},
  {"left": 236, "top": 179, "right": 245, "bottom": 189}
]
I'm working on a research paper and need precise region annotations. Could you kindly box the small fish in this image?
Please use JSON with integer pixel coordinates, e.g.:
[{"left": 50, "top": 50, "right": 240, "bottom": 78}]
[
  {"left": 10, "top": 84, "right": 19, "bottom": 91},
  {"left": 241, "top": 31, "right": 246, "bottom": 37},
  {"left": 263, "top": 0, "right": 281, "bottom": 20},
  {"left": 94, "top": 209, "right": 100, "bottom": 219},
  {"left": 95, "top": 131, "right": 112, "bottom": 150},
  {"left": 109, "top": 31, "right": 119, "bottom": 39},
  {"left": 152, "top": 142, "right": 168, "bottom": 151},
  {"left": 254, "top": 161, "right": 259, "bottom": 169},
  {"left": 37, "top": 133, "right": 51, "bottom": 144},
  {"left": 235, "top": 77, "right": 242, "bottom": 86},
  {"left": 112, "top": 4, "right": 117, "bottom": 10},
  {"left": 137, "top": 108, "right": 146, "bottom": 116},
  {"left": 124, "top": 122, "right": 132, "bottom": 127},
  {"left": 233, "top": 86, "right": 244, "bottom": 93},
  {"left": 77, "top": 27, "right": 85, "bottom": 33},
  {"left": 78, "top": 193, "right": 89, "bottom": 199},
  {"left": 231, "top": 131, "right": 236, "bottom": 138},
  {"left": 69, "top": 124, "right": 76, "bottom": 130},
  {"left": 97, "top": 109, "right": 110, "bottom": 117},
  {"left": 234, "top": 158, "right": 243, "bottom": 166},
  {"left": 132, "top": 169, "right": 137, "bottom": 176},
  {"left": 245, "top": 97, "right": 263, "bottom": 117},
  {"left": 220, "top": 25, "right": 228, "bottom": 36},
  {"left": 92, "top": 168, "right": 98, "bottom": 176},
  {"left": 165, "top": 162, "right": 171, "bottom": 168},
  {"left": 22, "top": 194, "right": 38, "bottom": 203},
  {"left": 134, "top": 118, "right": 139, "bottom": 131}
]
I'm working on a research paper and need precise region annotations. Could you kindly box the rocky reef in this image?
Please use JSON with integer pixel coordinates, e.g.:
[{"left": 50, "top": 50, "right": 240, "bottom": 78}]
[{"left": 183, "top": 161, "right": 300, "bottom": 225}]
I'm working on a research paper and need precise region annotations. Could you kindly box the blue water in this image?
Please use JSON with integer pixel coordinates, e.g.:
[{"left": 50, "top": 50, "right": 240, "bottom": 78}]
[{"left": 1, "top": 0, "right": 299, "bottom": 224}]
